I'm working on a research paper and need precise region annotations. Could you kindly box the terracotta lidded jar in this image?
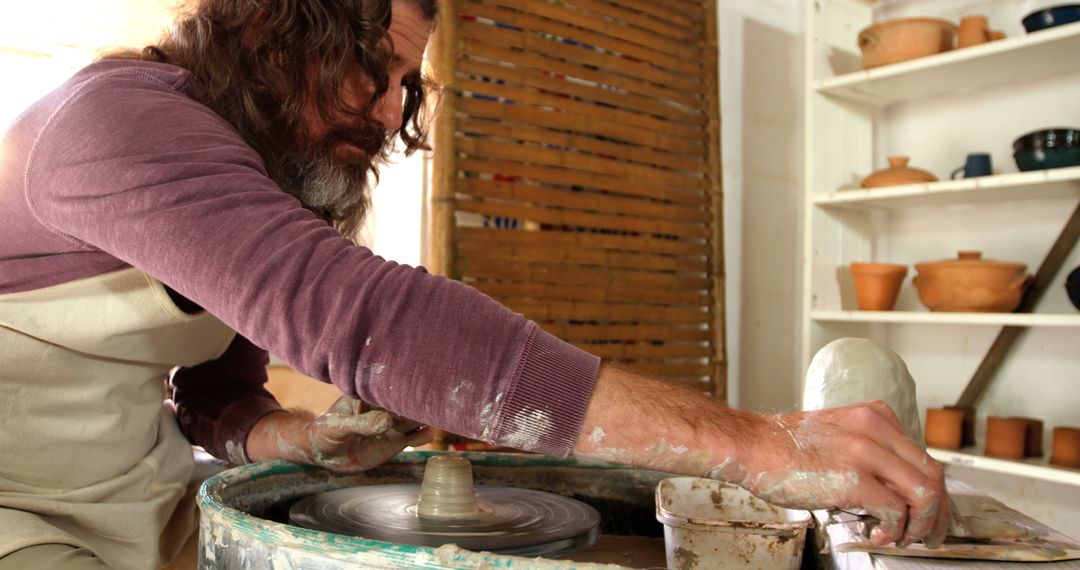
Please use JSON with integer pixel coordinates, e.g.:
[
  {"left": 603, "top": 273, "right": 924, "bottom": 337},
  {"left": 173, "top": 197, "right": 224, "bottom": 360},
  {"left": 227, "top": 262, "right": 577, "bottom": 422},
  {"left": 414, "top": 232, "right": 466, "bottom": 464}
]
[
  {"left": 985, "top": 416, "right": 1028, "bottom": 460},
  {"left": 1050, "top": 427, "right": 1080, "bottom": 468},
  {"left": 850, "top": 262, "right": 908, "bottom": 311},
  {"left": 861, "top": 156, "right": 939, "bottom": 188},
  {"left": 925, "top": 408, "right": 965, "bottom": 450},
  {"left": 913, "top": 251, "right": 1031, "bottom": 312}
]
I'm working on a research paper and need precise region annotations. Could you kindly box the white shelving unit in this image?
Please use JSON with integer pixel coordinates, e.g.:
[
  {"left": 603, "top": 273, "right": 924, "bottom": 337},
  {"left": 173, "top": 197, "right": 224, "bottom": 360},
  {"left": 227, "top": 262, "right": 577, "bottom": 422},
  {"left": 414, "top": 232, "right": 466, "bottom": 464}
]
[
  {"left": 813, "top": 165, "right": 1080, "bottom": 209},
  {"left": 814, "top": 20, "right": 1080, "bottom": 106},
  {"left": 812, "top": 310, "right": 1080, "bottom": 327},
  {"left": 801, "top": 0, "right": 1080, "bottom": 511},
  {"left": 928, "top": 447, "right": 1080, "bottom": 487}
]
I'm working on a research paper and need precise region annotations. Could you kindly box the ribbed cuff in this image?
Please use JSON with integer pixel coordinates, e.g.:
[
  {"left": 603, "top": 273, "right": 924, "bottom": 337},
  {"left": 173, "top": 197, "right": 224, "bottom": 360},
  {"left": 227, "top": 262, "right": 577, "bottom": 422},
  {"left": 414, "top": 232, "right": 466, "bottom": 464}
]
[
  {"left": 215, "top": 396, "right": 282, "bottom": 465},
  {"left": 490, "top": 327, "right": 601, "bottom": 457}
]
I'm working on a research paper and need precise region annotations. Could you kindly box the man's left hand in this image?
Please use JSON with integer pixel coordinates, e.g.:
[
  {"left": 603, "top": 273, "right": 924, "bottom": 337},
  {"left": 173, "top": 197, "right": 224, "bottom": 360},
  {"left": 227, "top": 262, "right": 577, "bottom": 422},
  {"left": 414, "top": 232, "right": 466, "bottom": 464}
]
[{"left": 246, "top": 396, "right": 432, "bottom": 473}]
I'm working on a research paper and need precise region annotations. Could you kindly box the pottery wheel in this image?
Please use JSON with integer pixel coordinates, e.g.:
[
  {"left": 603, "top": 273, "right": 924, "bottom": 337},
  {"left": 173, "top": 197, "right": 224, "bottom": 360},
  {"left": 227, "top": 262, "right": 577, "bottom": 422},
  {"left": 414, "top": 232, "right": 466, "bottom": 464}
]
[{"left": 289, "top": 484, "right": 600, "bottom": 557}]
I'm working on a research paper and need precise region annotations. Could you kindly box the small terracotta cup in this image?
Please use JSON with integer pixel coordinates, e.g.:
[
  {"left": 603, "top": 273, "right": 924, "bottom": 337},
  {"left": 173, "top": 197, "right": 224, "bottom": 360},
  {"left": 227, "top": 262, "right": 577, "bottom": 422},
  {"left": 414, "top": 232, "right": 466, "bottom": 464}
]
[
  {"left": 1012, "top": 417, "right": 1044, "bottom": 457},
  {"left": 1050, "top": 427, "right": 1080, "bottom": 468},
  {"left": 985, "top": 416, "right": 1028, "bottom": 460},
  {"left": 946, "top": 405, "right": 976, "bottom": 447},
  {"left": 925, "top": 408, "right": 965, "bottom": 449},
  {"left": 958, "top": 15, "right": 1005, "bottom": 48},
  {"left": 850, "top": 262, "right": 908, "bottom": 311}
]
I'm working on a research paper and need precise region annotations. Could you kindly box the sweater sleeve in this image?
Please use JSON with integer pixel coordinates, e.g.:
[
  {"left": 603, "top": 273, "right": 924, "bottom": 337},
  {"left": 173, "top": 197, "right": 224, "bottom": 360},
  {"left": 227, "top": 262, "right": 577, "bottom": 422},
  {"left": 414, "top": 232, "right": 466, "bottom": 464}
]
[
  {"left": 25, "top": 67, "right": 600, "bottom": 457},
  {"left": 169, "top": 334, "right": 283, "bottom": 463}
]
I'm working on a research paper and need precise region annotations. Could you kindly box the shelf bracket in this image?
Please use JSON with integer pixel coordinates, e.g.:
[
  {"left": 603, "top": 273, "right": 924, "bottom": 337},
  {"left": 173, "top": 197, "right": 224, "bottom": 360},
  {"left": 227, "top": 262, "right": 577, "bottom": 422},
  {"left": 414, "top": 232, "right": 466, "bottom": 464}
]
[{"left": 955, "top": 200, "right": 1080, "bottom": 409}]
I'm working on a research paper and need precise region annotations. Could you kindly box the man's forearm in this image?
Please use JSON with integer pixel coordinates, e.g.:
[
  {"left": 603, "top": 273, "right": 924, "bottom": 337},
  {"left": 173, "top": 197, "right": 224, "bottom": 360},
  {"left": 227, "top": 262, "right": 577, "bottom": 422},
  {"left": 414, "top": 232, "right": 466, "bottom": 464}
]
[{"left": 573, "top": 363, "right": 757, "bottom": 481}]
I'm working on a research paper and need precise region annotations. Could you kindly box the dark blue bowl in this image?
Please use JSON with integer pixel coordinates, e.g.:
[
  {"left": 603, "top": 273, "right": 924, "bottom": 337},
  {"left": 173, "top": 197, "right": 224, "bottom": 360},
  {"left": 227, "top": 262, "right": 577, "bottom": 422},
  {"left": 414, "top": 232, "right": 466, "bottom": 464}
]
[
  {"left": 1022, "top": 4, "right": 1080, "bottom": 32},
  {"left": 1068, "top": 266, "right": 1080, "bottom": 311},
  {"left": 1013, "top": 128, "right": 1080, "bottom": 171}
]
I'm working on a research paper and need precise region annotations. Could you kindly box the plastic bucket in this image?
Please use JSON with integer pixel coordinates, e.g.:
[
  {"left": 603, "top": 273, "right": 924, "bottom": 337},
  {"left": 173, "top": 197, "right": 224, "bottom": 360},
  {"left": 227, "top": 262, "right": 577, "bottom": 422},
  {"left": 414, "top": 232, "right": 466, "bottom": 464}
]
[{"left": 655, "top": 477, "right": 812, "bottom": 570}]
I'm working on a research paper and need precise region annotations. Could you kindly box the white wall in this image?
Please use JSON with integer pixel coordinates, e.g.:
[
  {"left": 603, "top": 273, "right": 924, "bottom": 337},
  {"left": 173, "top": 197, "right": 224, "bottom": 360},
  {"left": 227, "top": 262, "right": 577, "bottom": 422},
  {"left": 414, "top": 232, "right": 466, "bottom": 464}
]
[
  {"left": 718, "top": 0, "right": 807, "bottom": 413},
  {"left": 356, "top": 151, "right": 427, "bottom": 267},
  {"left": 0, "top": 0, "right": 176, "bottom": 49}
]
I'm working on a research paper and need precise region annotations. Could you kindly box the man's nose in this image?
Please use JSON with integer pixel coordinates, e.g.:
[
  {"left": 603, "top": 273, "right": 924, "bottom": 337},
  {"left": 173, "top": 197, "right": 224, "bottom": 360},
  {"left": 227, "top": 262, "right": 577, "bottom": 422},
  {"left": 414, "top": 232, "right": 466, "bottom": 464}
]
[{"left": 372, "top": 87, "right": 403, "bottom": 130}]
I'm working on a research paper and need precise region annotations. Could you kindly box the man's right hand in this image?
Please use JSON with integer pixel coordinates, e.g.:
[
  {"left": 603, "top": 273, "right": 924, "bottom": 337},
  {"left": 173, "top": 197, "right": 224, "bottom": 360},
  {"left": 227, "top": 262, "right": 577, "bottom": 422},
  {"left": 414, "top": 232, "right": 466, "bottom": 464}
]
[
  {"left": 733, "top": 402, "right": 949, "bottom": 548},
  {"left": 572, "top": 364, "right": 950, "bottom": 548}
]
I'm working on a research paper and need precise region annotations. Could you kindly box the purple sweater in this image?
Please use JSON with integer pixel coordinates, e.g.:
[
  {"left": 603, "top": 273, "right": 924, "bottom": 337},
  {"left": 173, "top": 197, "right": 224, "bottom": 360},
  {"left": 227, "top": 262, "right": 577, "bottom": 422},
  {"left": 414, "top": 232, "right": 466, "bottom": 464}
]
[{"left": 0, "top": 60, "right": 600, "bottom": 460}]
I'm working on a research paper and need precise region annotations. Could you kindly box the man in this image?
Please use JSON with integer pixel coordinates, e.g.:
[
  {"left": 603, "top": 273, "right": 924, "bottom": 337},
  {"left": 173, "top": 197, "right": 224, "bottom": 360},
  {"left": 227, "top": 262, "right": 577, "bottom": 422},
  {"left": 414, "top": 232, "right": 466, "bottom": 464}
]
[{"left": 0, "top": 0, "right": 949, "bottom": 568}]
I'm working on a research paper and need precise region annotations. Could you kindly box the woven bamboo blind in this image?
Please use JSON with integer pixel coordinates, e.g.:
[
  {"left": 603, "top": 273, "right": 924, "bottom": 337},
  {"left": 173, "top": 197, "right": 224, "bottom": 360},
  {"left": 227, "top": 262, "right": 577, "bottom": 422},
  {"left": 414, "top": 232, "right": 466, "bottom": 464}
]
[{"left": 429, "top": 0, "right": 725, "bottom": 398}]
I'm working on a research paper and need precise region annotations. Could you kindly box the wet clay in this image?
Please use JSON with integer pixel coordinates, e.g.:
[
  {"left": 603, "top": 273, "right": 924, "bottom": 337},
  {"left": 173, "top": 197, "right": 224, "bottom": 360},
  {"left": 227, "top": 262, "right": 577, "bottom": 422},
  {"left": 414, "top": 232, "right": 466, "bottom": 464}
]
[{"left": 415, "top": 455, "right": 481, "bottom": 519}]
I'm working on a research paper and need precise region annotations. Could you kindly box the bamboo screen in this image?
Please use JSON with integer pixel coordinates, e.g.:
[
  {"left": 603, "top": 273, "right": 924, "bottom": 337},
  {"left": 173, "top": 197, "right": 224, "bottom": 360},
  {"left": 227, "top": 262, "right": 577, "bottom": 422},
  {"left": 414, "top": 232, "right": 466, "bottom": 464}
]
[{"left": 429, "top": 0, "right": 725, "bottom": 398}]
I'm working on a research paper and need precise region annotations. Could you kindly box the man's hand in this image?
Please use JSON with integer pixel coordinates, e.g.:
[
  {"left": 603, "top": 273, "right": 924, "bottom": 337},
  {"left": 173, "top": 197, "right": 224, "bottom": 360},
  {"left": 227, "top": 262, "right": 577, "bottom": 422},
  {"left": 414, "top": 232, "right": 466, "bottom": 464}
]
[
  {"left": 246, "top": 396, "right": 432, "bottom": 473},
  {"left": 573, "top": 364, "right": 950, "bottom": 548},
  {"left": 735, "top": 403, "right": 950, "bottom": 548}
]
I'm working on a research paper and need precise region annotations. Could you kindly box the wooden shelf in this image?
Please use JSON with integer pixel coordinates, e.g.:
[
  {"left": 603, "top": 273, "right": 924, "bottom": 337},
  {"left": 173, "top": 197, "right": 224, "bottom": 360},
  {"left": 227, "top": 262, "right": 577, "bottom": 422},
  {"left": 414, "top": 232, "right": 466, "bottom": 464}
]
[
  {"left": 929, "top": 447, "right": 1080, "bottom": 487},
  {"left": 814, "top": 21, "right": 1080, "bottom": 107},
  {"left": 811, "top": 310, "right": 1080, "bottom": 327},
  {"left": 813, "top": 166, "right": 1080, "bottom": 209}
]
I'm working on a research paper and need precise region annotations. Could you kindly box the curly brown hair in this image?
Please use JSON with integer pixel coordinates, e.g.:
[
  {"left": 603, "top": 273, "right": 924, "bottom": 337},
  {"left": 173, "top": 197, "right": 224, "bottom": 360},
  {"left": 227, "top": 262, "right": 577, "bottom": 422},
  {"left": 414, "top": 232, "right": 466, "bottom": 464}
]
[{"left": 102, "top": 0, "right": 439, "bottom": 237}]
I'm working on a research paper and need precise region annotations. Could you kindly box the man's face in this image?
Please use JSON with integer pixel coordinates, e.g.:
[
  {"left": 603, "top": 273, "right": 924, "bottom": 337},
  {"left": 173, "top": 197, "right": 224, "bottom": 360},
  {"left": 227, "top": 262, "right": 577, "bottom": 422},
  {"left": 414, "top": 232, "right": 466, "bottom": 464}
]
[
  {"left": 278, "top": 0, "right": 431, "bottom": 230},
  {"left": 305, "top": 0, "right": 431, "bottom": 162}
]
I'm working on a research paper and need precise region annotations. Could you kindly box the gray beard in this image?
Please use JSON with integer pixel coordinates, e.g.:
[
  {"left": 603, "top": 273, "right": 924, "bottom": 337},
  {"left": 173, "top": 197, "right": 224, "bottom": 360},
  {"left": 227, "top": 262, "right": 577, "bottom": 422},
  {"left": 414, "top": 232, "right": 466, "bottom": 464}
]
[
  {"left": 294, "top": 155, "right": 367, "bottom": 212},
  {"left": 276, "top": 151, "right": 373, "bottom": 230}
]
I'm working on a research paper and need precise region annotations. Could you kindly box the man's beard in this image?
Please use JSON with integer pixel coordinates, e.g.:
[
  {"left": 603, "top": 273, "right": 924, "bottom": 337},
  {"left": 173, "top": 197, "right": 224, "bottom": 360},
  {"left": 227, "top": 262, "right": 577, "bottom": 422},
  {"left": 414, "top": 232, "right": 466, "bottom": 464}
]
[{"left": 271, "top": 124, "right": 389, "bottom": 235}]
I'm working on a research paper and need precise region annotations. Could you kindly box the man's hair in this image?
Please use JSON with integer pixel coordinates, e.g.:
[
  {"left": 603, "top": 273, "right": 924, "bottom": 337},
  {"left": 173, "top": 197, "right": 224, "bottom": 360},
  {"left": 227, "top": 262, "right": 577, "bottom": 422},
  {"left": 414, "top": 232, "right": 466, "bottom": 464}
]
[{"left": 102, "top": 0, "right": 439, "bottom": 237}]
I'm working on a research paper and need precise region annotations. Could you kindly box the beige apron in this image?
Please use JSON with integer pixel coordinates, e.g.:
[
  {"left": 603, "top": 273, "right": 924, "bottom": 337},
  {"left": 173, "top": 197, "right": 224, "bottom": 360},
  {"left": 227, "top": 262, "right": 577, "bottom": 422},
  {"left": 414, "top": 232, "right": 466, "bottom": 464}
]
[{"left": 0, "top": 267, "right": 235, "bottom": 569}]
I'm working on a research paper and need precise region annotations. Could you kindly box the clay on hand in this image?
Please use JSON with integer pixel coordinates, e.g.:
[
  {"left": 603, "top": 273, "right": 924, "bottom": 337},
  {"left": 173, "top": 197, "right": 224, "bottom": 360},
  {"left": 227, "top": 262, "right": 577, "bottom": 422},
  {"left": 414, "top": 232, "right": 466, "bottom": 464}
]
[
  {"left": 734, "top": 402, "right": 948, "bottom": 548},
  {"left": 308, "top": 396, "right": 432, "bottom": 474}
]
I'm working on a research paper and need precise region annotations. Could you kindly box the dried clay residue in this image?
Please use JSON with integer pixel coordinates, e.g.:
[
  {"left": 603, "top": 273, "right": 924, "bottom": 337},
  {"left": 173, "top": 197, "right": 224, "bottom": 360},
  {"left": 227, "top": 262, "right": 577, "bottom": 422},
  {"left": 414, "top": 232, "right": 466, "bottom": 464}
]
[
  {"left": 673, "top": 545, "right": 700, "bottom": 569},
  {"left": 433, "top": 544, "right": 628, "bottom": 569},
  {"left": 501, "top": 408, "right": 553, "bottom": 451},
  {"left": 449, "top": 381, "right": 473, "bottom": 407}
]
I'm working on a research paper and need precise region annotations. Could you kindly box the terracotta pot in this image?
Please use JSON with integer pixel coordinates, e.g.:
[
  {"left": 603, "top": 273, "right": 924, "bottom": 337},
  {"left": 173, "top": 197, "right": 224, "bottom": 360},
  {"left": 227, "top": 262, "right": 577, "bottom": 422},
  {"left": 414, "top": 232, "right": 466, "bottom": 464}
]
[
  {"left": 946, "top": 405, "right": 976, "bottom": 447},
  {"left": 1050, "top": 427, "right": 1080, "bottom": 468},
  {"left": 957, "top": 15, "right": 1006, "bottom": 48},
  {"left": 858, "top": 18, "right": 957, "bottom": 69},
  {"left": 861, "top": 156, "right": 938, "bottom": 188},
  {"left": 1012, "top": 417, "right": 1044, "bottom": 457},
  {"left": 850, "top": 262, "right": 908, "bottom": 311},
  {"left": 913, "top": 251, "right": 1031, "bottom": 312},
  {"left": 925, "top": 408, "right": 965, "bottom": 449},
  {"left": 985, "top": 416, "right": 1027, "bottom": 460}
]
